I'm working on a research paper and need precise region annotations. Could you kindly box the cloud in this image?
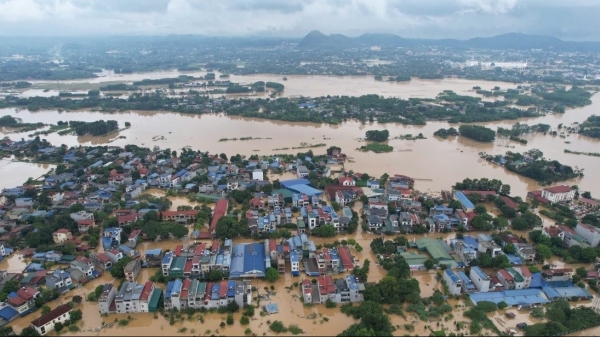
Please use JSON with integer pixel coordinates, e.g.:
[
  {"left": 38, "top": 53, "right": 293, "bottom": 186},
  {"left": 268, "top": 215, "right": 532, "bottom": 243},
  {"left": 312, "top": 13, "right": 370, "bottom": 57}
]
[{"left": 0, "top": 0, "right": 598, "bottom": 41}]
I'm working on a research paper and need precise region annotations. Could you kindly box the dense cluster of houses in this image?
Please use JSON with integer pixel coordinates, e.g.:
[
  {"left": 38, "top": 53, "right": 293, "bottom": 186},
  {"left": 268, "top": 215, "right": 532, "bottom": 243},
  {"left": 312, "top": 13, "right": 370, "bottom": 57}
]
[{"left": 163, "top": 279, "right": 252, "bottom": 311}]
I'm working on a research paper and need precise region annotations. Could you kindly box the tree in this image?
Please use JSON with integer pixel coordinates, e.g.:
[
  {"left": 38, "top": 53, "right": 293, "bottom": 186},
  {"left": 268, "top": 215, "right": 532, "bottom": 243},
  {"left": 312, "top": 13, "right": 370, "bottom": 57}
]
[
  {"left": 474, "top": 204, "right": 487, "bottom": 214},
  {"left": 70, "top": 309, "right": 83, "bottom": 322},
  {"left": 19, "top": 327, "right": 40, "bottom": 336},
  {"left": 498, "top": 301, "right": 508, "bottom": 310},
  {"left": 109, "top": 257, "right": 133, "bottom": 279},
  {"left": 226, "top": 313, "right": 234, "bottom": 325},
  {"left": 219, "top": 153, "right": 228, "bottom": 161},
  {"left": 265, "top": 268, "right": 279, "bottom": 283},
  {"left": 424, "top": 259, "right": 436, "bottom": 270},
  {"left": 536, "top": 244, "right": 552, "bottom": 261},
  {"left": 365, "top": 130, "right": 390, "bottom": 142},
  {"left": 503, "top": 243, "right": 516, "bottom": 255},
  {"left": 41, "top": 305, "right": 51, "bottom": 315},
  {"left": 0, "top": 326, "right": 14, "bottom": 336},
  {"left": 325, "top": 299, "right": 337, "bottom": 308},
  {"left": 240, "top": 315, "right": 250, "bottom": 325},
  {"left": 54, "top": 322, "right": 64, "bottom": 332},
  {"left": 431, "top": 290, "right": 445, "bottom": 306}
]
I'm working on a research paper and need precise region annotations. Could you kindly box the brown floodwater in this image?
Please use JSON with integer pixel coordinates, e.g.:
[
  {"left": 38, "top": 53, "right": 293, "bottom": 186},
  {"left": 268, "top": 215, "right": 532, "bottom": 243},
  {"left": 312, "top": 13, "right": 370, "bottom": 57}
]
[
  {"left": 0, "top": 158, "right": 54, "bottom": 190},
  {"left": 2, "top": 90, "right": 600, "bottom": 198},
  {"left": 29, "top": 70, "right": 521, "bottom": 99}
]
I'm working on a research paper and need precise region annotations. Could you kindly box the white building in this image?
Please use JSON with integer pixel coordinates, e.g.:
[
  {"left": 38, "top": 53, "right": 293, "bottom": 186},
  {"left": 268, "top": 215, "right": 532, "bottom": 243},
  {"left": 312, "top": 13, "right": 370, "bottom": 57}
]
[
  {"left": 575, "top": 223, "right": 600, "bottom": 247},
  {"left": 252, "top": 169, "right": 264, "bottom": 181},
  {"left": 541, "top": 186, "right": 575, "bottom": 203},
  {"left": 470, "top": 266, "right": 490, "bottom": 292},
  {"left": 442, "top": 269, "right": 462, "bottom": 295},
  {"left": 30, "top": 304, "right": 73, "bottom": 336}
]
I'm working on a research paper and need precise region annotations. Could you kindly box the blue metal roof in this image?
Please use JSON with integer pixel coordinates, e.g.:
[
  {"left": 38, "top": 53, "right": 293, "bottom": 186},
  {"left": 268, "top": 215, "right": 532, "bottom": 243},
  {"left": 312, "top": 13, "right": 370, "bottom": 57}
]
[
  {"left": 227, "top": 280, "right": 236, "bottom": 297},
  {"left": 472, "top": 266, "right": 489, "bottom": 280},
  {"left": 280, "top": 179, "right": 311, "bottom": 188},
  {"left": 162, "top": 252, "right": 173, "bottom": 265},
  {"left": 165, "top": 281, "right": 175, "bottom": 298},
  {"left": 290, "top": 251, "right": 299, "bottom": 263},
  {"left": 454, "top": 191, "right": 475, "bottom": 209},
  {"left": 444, "top": 269, "right": 460, "bottom": 283},
  {"left": 469, "top": 289, "right": 550, "bottom": 306},
  {"left": 211, "top": 283, "right": 220, "bottom": 300},
  {"left": 286, "top": 184, "right": 322, "bottom": 196},
  {"left": 0, "top": 306, "right": 18, "bottom": 321}
]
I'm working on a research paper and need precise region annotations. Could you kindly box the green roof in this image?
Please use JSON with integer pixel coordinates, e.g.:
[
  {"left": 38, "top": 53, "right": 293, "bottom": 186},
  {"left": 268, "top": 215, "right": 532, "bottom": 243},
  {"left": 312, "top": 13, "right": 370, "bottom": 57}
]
[
  {"left": 170, "top": 256, "right": 186, "bottom": 275},
  {"left": 272, "top": 189, "right": 294, "bottom": 198},
  {"left": 20, "top": 273, "right": 35, "bottom": 284},
  {"left": 198, "top": 282, "right": 207, "bottom": 294},
  {"left": 297, "top": 219, "right": 306, "bottom": 228},
  {"left": 400, "top": 251, "right": 428, "bottom": 265},
  {"left": 415, "top": 238, "right": 454, "bottom": 262},
  {"left": 59, "top": 255, "right": 76, "bottom": 262},
  {"left": 148, "top": 288, "right": 162, "bottom": 312},
  {"left": 506, "top": 268, "right": 524, "bottom": 283}
]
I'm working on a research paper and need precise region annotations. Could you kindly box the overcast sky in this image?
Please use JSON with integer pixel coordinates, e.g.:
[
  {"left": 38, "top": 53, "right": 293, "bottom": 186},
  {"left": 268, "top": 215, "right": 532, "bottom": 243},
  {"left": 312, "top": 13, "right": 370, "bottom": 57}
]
[{"left": 0, "top": 0, "right": 598, "bottom": 41}]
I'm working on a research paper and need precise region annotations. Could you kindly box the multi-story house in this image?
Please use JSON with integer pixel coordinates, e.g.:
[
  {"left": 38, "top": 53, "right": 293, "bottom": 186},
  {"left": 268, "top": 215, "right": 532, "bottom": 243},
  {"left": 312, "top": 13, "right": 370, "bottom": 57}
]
[
  {"left": 541, "top": 185, "right": 575, "bottom": 203},
  {"left": 470, "top": 266, "right": 490, "bottom": 293},
  {"left": 575, "top": 223, "right": 600, "bottom": 247}
]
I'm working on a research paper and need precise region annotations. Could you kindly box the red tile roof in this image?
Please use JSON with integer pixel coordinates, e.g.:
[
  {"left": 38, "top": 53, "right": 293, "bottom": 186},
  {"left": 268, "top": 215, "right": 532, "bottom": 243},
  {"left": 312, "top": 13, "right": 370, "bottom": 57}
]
[
  {"left": 181, "top": 279, "right": 191, "bottom": 298},
  {"left": 219, "top": 280, "right": 228, "bottom": 298},
  {"left": 160, "top": 210, "right": 198, "bottom": 217},
  {"left": 499, "top": 269, "right": 513, "bottom": 281},
  {"left": 501, "top": 196, "right": 519, "bottom": 210},
  {"left": 337, "top": 246, "right": 354, "bottom": 269},
  {"left": 175, "top": 245, "right": 183, "bottom": 257},
  {"left": 269, "top": 239, "right": 277, "bottom": 252},
  {"left": 140, "top": 282, "right": 153, "bottom": 301},
  {"left": 128, "top": 229, "right": 142, "bottom": 240},
  {"left": 8, "top": 295, "right": 26, "bottom": 307},
  {"left": 204, "top": 283, "right": 213, "bottom": 302},
  {"left": 544, "top": 185, "right": 572, "bottom": 194},
  {"left": 31, "top": 304, "right": 72, "bottom": 328},
  {"left": 194, "top": 244, "right": 205, "bottom": 256},
  {"left": 184, "top": 259, "right": 193, "bottom": 273},
  {"left": 210, "top": 199, "right": 229, "bottom": 231},
  {"left": 211, "top": 241, "right": 220, "bottom": 253},
  {"left": 54, "top": 228, "right": 70, "bottom": 234},
  {"left": 519, "top": 266, "right": 532, "bottom": 278}
]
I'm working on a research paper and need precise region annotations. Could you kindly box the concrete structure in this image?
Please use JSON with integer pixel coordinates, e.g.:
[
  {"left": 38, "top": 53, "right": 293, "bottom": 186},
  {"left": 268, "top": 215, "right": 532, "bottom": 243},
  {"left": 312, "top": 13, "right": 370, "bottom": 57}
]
[
  {"left": 109, "top": 281, "right": 160, "bottom": 314},
  {"left": 541, "top": 185, "right": 575, "bottom": 203},
  {"left": 454, "top": 191, "right": 475, "bottom": 212},
  {"left": 30, "top": 304, "right": 73, "bottom": 336},
  {"left": 443, "top": 269, "right": 462, "bottom": 295},
  {"left": 99, "top": 284, "right": 117, "bottom": 314},
  {"left": 470, "top": 266, "right": 491, "bottom": 293},
  {"left": 124, "top": 260, "right": 141, "bottom": 282},
  {"left": 52, "top": 229, "right": 72, "bottom": 244},
  {"left": 575, "top": 223, "right": 600, "bottom": 247},
  {"left": 252, "top": 169, "right": 264, "bottom": 181}
]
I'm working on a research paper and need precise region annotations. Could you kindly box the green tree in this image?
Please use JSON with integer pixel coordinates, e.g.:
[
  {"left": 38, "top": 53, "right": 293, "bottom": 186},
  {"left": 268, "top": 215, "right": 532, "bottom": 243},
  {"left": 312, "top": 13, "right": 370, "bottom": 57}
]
[
  {"left": 41, "top": 305, "right": 51, "bottom": 315},
  {"left": 54, "top": 322, "right": 64, "bottom": 332},
  {"left": 240, "top": 315, "right": 250, "bottom": 325},
  {"left": 536, "top": 244, "right": 552, "bottom": 261},
  {"left": 109, "top": 257, "right": 133, "bottom": 279},
  {"left": 265, "top": 268, "right": 280, "bottom": 283}
]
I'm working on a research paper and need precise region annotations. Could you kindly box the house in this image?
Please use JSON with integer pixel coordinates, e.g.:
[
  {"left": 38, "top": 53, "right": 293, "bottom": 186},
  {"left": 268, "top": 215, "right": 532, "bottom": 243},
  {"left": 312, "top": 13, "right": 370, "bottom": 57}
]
[
  {"left": 496, "top": 269, "right": 515, "bottom": 290},
  {"left": 98, "top": 284, "right": 117, "bottom": 314},
  {"left": 15, "top": 198, "right": 33, "bottom": 207},
  {"left": 470, "top": 266, "right": 490, "bottom": 292},
  {"left": 30, "top": 304, "right": 73, "bottom": 336},
  {"left": 574, "top": 223, "right": 600, "bottom": 247},
  {"left": 124, "top": 260, "right": 142, "bottom": 282},
  {"left": 112, "top": 281, "right": 160, "bottom": 313},
  {"left": 443, "top": 269, "right": 462, "bottom": 295},
  {"left": 515, "top": 243, "right": 537, "bottom": 262},
  {"left": 296, "top": 165, "right": 309, "bottom": 178},
  {"left": 52, "top": 229, "right": 72, "bottom": 244},
  {"left": 77, "top": 219, "right": 95, "bottom": 232},
  {"left": 454, "top": 191, "right": 475, "bottom": 212},
  {"left": 366, "top": 180, "right": 380, "bottom": 189},
  {"left": 90, "top": 252, "right": 113, "bottom": 270},
  {"left": 541, "top": 185, "right": 575, "bottom": 203},
  {"left": 542, "top": 268, "right": 574, "bottom": 282},
  {"left": 118, "top": 213, "right": 138, "bottom": 227},
  {"left": 69, "top": 259, "right": 94, "bottom": 277},
  {"left": 366, "top": 215, "right": 383, "bottom": 232},
  {"left": 127, "top": 229, "right": 142, "bottom": 247},
  {"left": 338, "top": 177, "right": 355, "bottom": 186},
  {"left": 45, "top": 270, "right": 72, "bottom": 290}
]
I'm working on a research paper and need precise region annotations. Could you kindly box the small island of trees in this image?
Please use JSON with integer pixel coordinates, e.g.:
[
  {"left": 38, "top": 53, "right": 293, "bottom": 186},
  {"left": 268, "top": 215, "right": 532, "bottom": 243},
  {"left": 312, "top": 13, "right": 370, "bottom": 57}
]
[{"left": 459, "top": 125, "right": 496, "bottom": 142}]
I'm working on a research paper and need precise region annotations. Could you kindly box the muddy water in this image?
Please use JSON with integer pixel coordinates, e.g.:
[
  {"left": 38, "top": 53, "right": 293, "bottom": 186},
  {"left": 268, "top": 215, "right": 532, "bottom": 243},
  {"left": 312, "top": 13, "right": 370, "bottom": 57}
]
[
  {"left": 29, "top": 69, "right": 521, "bottom": 99},
  {"left": 0, "top": 253, "right": 28, "bottom": 273},
  {"left": 0, "top": 158, "right": 54, "bottom": 190},
  {"left": 2, "top": 91, "right": 600, "bottom": 198}
]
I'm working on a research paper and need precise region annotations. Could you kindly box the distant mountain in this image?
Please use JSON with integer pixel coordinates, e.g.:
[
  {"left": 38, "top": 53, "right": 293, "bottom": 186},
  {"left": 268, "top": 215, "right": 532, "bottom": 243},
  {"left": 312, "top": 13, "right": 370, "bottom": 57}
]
[{"left": 298, "top": 30, "right": 600, "bottom": 51}]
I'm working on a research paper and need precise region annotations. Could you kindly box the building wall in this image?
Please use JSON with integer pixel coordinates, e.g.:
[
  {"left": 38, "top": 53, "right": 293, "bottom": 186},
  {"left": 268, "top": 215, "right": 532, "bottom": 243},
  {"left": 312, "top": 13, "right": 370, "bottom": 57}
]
[
  {"left": 442, "top": 270, "right": 462, "bottom": 295},
  {"left": 33, "top": 310, "right": 72, "bottom": 336},
  {"left": 469, "top": 268, "right": 490, "bottom": 293}
]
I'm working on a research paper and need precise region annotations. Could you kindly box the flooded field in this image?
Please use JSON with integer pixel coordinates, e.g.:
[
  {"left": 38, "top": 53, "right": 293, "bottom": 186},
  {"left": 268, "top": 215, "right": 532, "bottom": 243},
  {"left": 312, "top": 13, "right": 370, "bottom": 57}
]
[
  {"left": 28, "top": 70, "right": 521, "bottom": 99},
  {"left": 2, "top": 90, "right": 600, "bottom": 198},
  {"left": 0, "top": 158, "right": 54, "bottom": 190}
]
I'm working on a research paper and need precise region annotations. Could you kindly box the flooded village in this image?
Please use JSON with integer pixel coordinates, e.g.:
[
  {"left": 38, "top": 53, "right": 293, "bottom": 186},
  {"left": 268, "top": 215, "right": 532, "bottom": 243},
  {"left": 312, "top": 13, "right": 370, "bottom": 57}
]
[
  {"left": 0, "top": 68, "right": 599, "bottom": 337},
  {"left": 0, "top": 111, "right": 599, "bottom": 337}
]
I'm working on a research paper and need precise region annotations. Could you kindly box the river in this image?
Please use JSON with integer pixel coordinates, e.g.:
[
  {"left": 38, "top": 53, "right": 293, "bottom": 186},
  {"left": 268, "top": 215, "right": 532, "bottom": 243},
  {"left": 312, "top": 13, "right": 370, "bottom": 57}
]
[{"left": 2, "top": 89, "right": 600, "bottom": 198}]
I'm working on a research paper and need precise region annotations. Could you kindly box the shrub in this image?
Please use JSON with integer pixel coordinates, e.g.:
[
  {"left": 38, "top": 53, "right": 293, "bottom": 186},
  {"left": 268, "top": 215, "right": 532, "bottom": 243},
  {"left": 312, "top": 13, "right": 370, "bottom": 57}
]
[
  {"left": 226, "top": 314, "right": 234, "bottom": 325},
  {"left": 270, "top": 320, "right": 287, "bottom": 333},
  {"left": 240, "top": 315, "right": 250, "bottom": 325},
  {"left": 288, "top": 324, "right": 304, "bottom": 335},
  {"left": 325, "top": 299, "right": 337, "bottom": 308}
]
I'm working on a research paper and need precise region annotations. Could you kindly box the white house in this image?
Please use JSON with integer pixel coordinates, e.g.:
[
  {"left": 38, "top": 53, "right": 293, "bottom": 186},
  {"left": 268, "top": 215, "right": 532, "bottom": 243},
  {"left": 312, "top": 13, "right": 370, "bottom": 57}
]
[
  {"left": 30, "top": 304, "right": 73, "bottom": 336},
  {"left": 470, "top": 266, "right": 490, "bottom": 292},
  {"left": 575, "top": 223, "right": 600, "bottom": 247},
  {"left": 252, "top": 169, "right": 264, "bottom": 181},
  {"left": 443, "top": 269, "right": 462, "bottom": 295},
  {"left": 541, "top": 186, "right": 575, "bottom": 203}
]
